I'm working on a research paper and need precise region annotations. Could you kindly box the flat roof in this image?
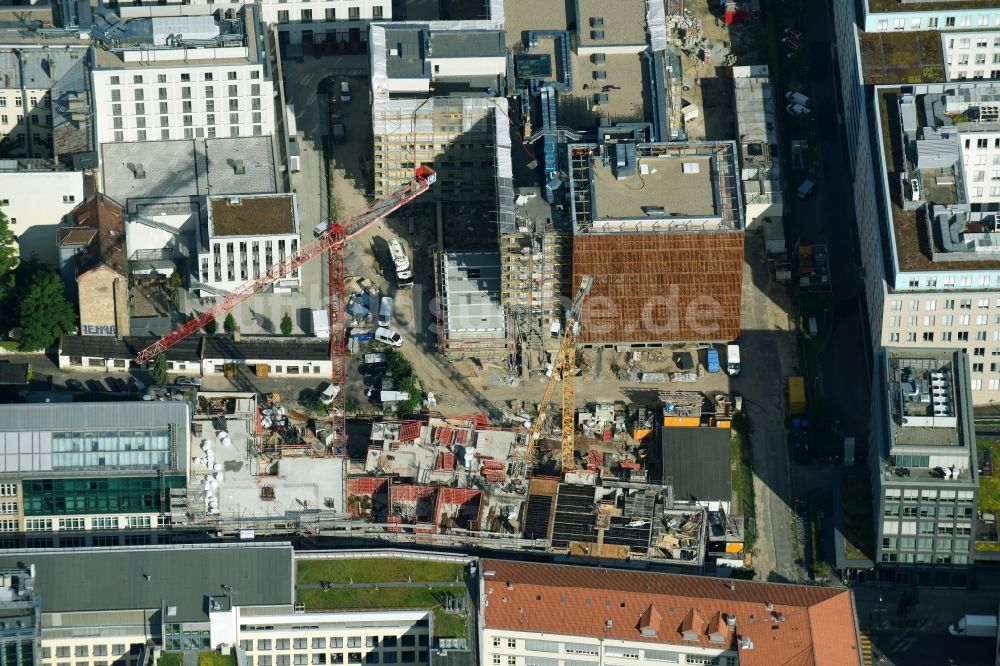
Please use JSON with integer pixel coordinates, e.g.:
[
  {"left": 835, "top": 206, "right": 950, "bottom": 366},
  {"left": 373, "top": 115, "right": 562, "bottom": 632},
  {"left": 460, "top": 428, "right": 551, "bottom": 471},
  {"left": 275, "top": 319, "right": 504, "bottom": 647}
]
[
  {"left": 592, "top": 155, "right": 714, "bottom": 219},
  {"left": 384, "top": 26, "right": 426, "bottom": 78},
  {"left": 431, "top": 30, "right": 505, "bottom": 58},
  {"left": 440, "top": 252, "right": 506, "bottom": 337},
  {"left": 209, "top": 194, "right": 297, "bottom": 237},
  {"left": 575, "top": 0, "right": 647, "bottom": 48},
  {"left": 867, "top": 0, "right": 997, "bottom": 12},
  {"left": 562, "top": 52, "right": 646, "bottom": 128},
  {"left": 502, "top": 0, "right": 570, "bottom": 46},
  {"left": 200, "top": 419, "right": 347, "bottom": 517},
  {"left": 100, "top": 137, "right": 277, "bottom": 205},
  {"left": 657, "top": 427, "right": 732, "bottom": 503},
  {"left": 877, "top": 87, "right": 1000, "bottom": 272},
  {"left": 0, "top": 543, "right": 293, "bottom": 621},
  {"left": 887, "top": 349, "right": 961, "bottom": 447},
  {"left": 0, "top": 45, "right": 88, "bottom": 89}
]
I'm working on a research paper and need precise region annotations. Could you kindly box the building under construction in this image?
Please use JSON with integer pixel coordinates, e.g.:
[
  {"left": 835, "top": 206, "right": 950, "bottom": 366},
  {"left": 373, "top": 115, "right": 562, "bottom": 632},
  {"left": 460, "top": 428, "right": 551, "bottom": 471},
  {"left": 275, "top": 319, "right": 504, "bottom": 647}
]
[
  {"left": 568, "top": 141, "right": 745, "bottom": 347},
  {"left": 433, "top": 251, "right": 516, "bottom": 359},
  {"left": 499, "top": 187, "right": 573, "bottom": 346},
  {"left": 369, "top": 24, "right": 509, "bottom": 202}
]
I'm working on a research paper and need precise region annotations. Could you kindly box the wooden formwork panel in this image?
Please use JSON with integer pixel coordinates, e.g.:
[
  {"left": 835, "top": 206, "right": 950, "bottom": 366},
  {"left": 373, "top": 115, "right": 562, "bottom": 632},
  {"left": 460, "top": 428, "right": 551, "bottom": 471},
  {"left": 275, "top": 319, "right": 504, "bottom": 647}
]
[{"left": 572, "top": 232, "right": 744, "bottom": 344}]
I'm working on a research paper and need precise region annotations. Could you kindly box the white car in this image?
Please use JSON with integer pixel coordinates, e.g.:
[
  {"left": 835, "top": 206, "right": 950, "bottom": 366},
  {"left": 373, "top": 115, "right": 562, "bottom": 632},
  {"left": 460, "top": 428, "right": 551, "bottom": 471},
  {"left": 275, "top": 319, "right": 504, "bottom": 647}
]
[
  {"left": 175, "top": 376, "right": 203, "bottom": 387},
  {"left": 785, "top": 103, "right": 811, "bottom": 116},
  {"left": 374, "top": 327, "right": 404, "bottom": 347}
]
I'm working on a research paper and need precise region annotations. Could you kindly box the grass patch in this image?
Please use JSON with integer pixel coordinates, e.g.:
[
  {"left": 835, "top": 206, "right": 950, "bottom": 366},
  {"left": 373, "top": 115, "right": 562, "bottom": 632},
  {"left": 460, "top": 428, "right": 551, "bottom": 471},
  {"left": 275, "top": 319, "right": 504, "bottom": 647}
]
[
  {"left": 157, "top": 655, "right": 183, "bottom": 666},
  {"left": 977, "top": 440, "right": 1000, "bottom": 513},
  {"left": 731, "top": 412, "right": 756, "bottom": 554},
  {"left": 841, "top": 475, "right": 875, "bottom": 561},
  {"left": 199, "top": 652, "right": 235, "bottom": 666},
  {"left": 976, "top": 440, "right": 1000, "bottom": 550},
  {"left": 297, "top": 558, "right": 464, "bottom": 585},
  {"left": 298, "top": 586, "right": 467, "bottom": 637},
  {"left": 0, "top": 341, "right": 19, "bottom": 351}
]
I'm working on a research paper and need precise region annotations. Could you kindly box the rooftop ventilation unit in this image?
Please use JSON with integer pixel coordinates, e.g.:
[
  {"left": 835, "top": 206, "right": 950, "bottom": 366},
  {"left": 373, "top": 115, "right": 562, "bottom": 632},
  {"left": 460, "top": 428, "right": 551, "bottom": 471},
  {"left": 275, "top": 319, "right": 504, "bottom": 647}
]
[
  {"left": 128, "top": 162, "right": 146, "bottom": 180},
  {"left": 233, "top": 159, "right": 245, "bottom": 175},
  {"left": 229, "top": 196, "right": 241, "bottom": 205}
]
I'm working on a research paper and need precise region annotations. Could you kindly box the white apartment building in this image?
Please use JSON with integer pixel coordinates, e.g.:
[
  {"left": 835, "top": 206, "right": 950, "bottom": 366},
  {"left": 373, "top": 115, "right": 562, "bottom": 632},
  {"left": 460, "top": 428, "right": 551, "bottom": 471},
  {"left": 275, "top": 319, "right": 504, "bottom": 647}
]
[
  {"left": 0, "top": 162, "right": 84, "bottom": 265},
  {"left": 90, "top": 7, "right": 274, "bottom": 146},
  {"left": 480, "top": 559, "right": 862, "bottom": 666},
  {"left": 861, "top": 1, "right": 1000, "bottom": 34},
  {"left": 942, "top": 31, "right": 1000, "bottom": 81},
  {"left": 197, "top": 193, "right": 300, "bottom": 295}
]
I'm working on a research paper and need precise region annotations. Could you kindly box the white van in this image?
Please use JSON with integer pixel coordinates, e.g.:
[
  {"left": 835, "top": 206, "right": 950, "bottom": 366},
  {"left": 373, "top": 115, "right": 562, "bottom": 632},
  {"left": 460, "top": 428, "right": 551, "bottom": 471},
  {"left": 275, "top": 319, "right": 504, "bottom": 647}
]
[
  {"left": 378, "top": 297, "right": 394, "bottom": 328},
  {"left": 319, "top": 383, "right": 340, "bottom": 405},
  {"left": 340, "top": 81, "right": 351, "bottom": 104},
  {"left": 375, "top": 327, "right": 404, "bottom": 347}
]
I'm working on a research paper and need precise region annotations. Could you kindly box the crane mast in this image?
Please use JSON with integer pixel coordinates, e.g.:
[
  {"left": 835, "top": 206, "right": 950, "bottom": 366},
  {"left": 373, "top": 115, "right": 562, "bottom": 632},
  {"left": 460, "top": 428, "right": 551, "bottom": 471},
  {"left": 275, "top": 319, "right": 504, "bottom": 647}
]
[
  {"left": 133, "top": 166, "right": 437, "bottom": 446},
  {"left": 525, "top": 275, "right": 593, "bottom": 472}
]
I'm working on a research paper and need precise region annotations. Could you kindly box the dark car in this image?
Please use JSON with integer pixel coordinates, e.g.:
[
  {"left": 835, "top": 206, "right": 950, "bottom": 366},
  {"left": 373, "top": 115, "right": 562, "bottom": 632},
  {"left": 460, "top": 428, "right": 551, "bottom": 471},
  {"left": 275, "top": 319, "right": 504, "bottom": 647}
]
[
  {"left": 107, "top": 377, "right": 128, "bottom": 392},
  {"left": 359, "top": 362, "right": 387, "bottom": 376},
  {"left": 86, "top": 379, "right": 105, "bottom": 392},
  {"left": 65, "top": 378, "right": 85, "bottom": 391}
]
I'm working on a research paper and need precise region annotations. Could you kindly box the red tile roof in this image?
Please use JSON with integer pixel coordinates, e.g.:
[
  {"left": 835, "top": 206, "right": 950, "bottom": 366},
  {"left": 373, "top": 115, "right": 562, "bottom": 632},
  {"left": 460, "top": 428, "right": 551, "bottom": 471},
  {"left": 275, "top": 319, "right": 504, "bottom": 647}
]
[{"left": 481, "top": 560, "right": 861, "bottom": 666}]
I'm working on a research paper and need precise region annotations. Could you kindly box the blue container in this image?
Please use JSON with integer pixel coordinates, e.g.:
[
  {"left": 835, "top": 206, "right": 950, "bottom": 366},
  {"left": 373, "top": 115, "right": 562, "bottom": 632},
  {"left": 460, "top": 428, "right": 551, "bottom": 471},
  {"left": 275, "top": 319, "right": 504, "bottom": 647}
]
[{"left": 707, "top": 348, "right": 720, "bottom": 373}]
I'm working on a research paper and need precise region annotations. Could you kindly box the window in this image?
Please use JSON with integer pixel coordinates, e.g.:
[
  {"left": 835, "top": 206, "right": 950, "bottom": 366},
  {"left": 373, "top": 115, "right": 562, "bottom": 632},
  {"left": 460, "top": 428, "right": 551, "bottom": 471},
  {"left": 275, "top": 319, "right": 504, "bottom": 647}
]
[
  {"left": 277, "top": 10, "right": 289, "bottom": 22},
  {"left": 349, "top": 6, "right": 361, "bottom": 18},
  {"left": 301, "top": 8, "right": 312, "bottom": 21},
  {"left": 228, "top": 71, "right": 238, "bottom": 80},
  {"left": 373, "top": 6, "right": 383, "bottom": 18},
  {"left": 959, "top": 331, "right": 969, "bottom": 341},
  {"left": 257, "top": 640, "right": 271, "bottom": 651},
  {"left": 973, "top": 363, "right": 984, "bottom": 373},
  {"left": 325, "top": 7, "right": 336, "bottom": 20},
  {"left": 973, "top": 379, "right": 983, "bottom": 391}
]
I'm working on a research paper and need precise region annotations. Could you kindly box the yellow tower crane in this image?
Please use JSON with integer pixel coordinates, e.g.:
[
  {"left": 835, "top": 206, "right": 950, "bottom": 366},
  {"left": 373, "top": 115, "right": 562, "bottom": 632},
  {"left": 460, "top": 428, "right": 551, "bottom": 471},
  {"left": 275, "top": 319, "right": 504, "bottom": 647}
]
[{"left": 525, "top": 275, "right": 594, "bottom": 472}]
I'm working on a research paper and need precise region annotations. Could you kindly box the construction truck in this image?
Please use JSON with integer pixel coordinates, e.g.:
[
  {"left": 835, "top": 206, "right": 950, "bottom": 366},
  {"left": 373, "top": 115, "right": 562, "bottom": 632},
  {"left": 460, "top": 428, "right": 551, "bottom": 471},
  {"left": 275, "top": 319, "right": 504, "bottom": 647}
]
[{"left": 388, "top": 237, "right": 413, "bottom": 288}]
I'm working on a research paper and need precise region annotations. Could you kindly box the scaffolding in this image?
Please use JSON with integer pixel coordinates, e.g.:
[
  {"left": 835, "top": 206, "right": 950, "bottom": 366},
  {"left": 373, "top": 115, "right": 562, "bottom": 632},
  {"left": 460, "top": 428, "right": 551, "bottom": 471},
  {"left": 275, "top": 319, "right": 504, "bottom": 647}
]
[{"left": 372, "top": 97, "right": 502, "bottom": 201}]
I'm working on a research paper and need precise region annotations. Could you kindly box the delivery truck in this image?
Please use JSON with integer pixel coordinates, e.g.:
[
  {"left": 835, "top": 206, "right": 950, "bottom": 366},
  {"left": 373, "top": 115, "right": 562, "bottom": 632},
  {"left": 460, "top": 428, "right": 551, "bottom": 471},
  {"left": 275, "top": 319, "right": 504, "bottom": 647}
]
[
  {"left": 788, "top": 376, "right": 806, "bottom": 414},
  {"left": 727, "top": 344, "right": 741, "bottom": 376},
  {"left": 948, "top": 614, "right": 998, "bottom": 638},
  {"left": 311, "top": 309, "right": 330, "bottom": 338}
]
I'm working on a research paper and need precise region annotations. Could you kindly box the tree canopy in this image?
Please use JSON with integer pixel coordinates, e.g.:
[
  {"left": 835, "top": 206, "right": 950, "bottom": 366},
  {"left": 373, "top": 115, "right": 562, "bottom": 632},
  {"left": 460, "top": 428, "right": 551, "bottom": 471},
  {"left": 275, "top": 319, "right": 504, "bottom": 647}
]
[{"left": 17, "top": 270, "right": 76, "bottom": 351}]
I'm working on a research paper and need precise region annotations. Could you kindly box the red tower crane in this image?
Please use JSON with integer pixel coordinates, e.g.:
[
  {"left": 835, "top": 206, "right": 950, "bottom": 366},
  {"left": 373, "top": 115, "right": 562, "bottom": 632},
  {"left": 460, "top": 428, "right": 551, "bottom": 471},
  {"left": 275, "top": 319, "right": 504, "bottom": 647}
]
[{"left": 134, "top": 166, "right": 437, "bottom": 446}]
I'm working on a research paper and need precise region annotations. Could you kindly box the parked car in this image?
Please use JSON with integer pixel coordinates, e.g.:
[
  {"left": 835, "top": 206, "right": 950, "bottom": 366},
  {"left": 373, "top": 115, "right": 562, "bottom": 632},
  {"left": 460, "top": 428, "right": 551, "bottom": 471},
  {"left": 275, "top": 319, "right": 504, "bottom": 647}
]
[
  {"left": 65, "top": 378, "right": 85, "bottom": 391},
  {"left": 786, "top": 103, "right": 811, "bottom": 116},
  {"left": 796, "top": 179, "right": 817, "bottom": 199},
  {"left": 86, "top": 379, "right": 105, "bottom": 392},
  {"left": 175, "top": 376, "right": 203, "bottom": 387},
  {"left": 378, "top": 297, "right": 394, "bottom": 328},
  {"left": 780, "top": 36, "right": 800, "bottom": 50},
  {"left": 340, "top": 81, "right": 351, "bottom": 104},
  {"left": 130, "top": 378, "right": 147, "bottom": 392},
  {"left": 785, "top": 91, "right": 811, "bottom": 107},
  {"left": 374, "top": 327, "right": 404, "bottom": 347},
  {"left": 784, "top": 27, "right": 803, "bottom": 41}
]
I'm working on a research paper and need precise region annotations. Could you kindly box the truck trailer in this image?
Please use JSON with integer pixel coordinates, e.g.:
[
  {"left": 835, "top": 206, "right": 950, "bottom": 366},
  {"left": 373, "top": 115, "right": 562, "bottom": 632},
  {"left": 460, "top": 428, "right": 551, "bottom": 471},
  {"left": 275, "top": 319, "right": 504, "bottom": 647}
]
[
  {"left": 948, "top": 614, "right": 998, "bottom": 638},
  {"left": 727, "top": 344, "right": 741, "bottom": 375},
  {"left": 388, "top": 238, "right": 413, "bottom": 288}
]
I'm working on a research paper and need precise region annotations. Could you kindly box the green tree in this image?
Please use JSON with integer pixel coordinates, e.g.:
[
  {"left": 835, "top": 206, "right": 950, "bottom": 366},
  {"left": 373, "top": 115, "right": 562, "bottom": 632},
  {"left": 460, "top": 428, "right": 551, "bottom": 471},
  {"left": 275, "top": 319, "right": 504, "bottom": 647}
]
[
  {"left": 386, "top": 348, "right": 411, "bottom": 379},
  {"left": 0, "top": 205, "right": 19, "bottom": 323},
  {"left": 17, "top": 271, "right": 75, "bottom": 351},
  {"left": 224, "top": 313, "right": 237, "bottom": 334},
  {"left": 204, "top": 317, "right": 217, "bottom": 335},
  {"left": 280, "top": 313, "right": 293, "bottom": 336},
  {"left": 150, "top": 352, "right": 168, "bottom": 385}
]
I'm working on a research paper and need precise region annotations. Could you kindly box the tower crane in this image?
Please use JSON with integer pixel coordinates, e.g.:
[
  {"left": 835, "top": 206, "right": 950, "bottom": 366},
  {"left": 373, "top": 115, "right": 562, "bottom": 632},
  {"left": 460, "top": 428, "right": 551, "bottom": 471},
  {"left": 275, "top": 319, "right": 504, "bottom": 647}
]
[
  {"left": 134, "top": 166, "right": 438, "bottom": 447},
  {"left": 525, "top": 275, "right": 593, "bottom": 472}
]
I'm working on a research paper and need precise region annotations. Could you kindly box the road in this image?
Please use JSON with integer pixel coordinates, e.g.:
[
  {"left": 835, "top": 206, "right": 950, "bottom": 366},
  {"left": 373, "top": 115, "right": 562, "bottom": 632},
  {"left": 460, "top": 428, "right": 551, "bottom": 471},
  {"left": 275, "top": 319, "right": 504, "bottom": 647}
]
[{"left": 735, "top": 232, "right": 803, "bottom": 582}]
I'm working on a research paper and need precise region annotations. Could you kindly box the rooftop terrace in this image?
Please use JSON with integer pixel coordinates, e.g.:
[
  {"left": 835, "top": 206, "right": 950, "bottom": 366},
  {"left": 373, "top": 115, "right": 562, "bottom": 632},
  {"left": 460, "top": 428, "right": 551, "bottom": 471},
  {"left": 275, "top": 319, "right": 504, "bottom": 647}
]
[
  {"left": 208, "top": 194, "right": 298, "bottom": 238},
  {"left": 877, "top": 88, "right": 1000, "bottom": 273},
  {"left": 867, "top": 0, "right": 998, "bottom": 12},
  {"left": 859, "top": 32, "right": 944, "bottom": 85}
]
